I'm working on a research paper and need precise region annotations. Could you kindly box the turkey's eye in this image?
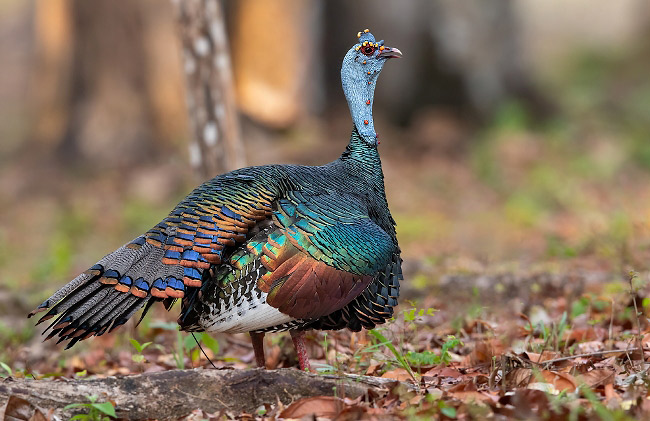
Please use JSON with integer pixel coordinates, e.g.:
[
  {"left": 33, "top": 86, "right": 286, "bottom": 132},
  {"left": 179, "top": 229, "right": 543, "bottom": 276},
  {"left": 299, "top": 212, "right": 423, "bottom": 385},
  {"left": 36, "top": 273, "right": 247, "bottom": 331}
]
[{"left": 362, "top": 45, "right": 375, "bottom": 56}]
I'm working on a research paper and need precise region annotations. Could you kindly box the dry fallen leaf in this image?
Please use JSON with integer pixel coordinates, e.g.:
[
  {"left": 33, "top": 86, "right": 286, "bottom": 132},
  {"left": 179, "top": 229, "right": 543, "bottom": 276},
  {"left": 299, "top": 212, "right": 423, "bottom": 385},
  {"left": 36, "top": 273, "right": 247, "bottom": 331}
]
[
  {"left": 3, "top": 396, "right": 48, "bottom": 421},
  {"left": 604, "top": 383, "right": 622, "bottom": 407},
  {"left": 448, "top": 390, "right": 497, "bottom": 404},
  {"left": 279, "top": 396, "right": 344, "bottom": 419},
  {"left": 381, "top": 368, "right": 413, "bottom": 382},
  {"left": 423, "top": 366, "right": 463, "bottom": 378},
  {"left": 521, "top": 350, "right": 561, "bottom": 363},
  {"left": 469, "top": 340, "right": 506, "bottom": 365},
  {"left": 507, "top": 368, "right": 577, "bottom": 392},
  {"left": 365, "top": 362, "right": 381, "bottom": 376},
  {"left": 577, "top": 368, "right": 614, "bottom": 387},
  {"left": 498, "top": 389, "right": 554, "bottom": 419},
  {"left": 564, "top": 327, "right": 607, "bottom": 344}
]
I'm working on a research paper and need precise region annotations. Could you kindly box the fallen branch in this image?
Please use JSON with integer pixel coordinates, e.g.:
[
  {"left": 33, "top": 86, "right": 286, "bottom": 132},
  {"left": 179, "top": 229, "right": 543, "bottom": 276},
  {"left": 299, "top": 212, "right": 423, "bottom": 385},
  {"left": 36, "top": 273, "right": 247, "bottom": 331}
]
[{"left": 0, "top": 368, "right": 382, "bottom": 420}]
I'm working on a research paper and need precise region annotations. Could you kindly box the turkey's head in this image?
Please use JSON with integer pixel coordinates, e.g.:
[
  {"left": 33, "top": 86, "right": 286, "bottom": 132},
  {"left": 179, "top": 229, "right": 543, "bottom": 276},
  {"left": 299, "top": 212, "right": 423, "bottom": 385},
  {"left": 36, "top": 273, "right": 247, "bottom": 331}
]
[{"left": 341, "top": 29, "right": 402, "bottom": 145}]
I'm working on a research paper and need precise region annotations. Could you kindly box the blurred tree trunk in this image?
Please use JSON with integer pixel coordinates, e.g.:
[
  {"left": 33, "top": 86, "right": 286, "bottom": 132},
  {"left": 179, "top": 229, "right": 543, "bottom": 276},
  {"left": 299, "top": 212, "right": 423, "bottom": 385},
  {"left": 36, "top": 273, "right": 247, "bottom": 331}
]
[
  {"left": 31, "top": 0, "right": 187, "bottom": 167},
  {"left": 172, "top": 0, "right": 245, "bottom": 179},
  {"left": 229, "top": 0, "right": 323, "bottom": 129}
]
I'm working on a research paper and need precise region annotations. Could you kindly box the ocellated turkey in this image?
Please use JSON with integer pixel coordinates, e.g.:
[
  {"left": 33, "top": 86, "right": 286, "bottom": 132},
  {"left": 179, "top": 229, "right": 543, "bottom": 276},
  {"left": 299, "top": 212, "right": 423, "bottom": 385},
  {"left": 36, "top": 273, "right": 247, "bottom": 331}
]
[{"left": 29, "top": 29, "right": 403, "bottom": 371}]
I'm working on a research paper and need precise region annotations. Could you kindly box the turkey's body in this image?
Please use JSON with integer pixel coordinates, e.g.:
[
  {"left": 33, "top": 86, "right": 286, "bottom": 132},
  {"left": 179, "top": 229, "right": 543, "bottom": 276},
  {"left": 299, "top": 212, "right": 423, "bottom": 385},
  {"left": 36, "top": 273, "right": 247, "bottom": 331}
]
[
  {"left": 179, "top": 133, "right": 400, "bottom": 335},
  {"left": 29, "top": 29, "right": 403, "bottom": 370}
]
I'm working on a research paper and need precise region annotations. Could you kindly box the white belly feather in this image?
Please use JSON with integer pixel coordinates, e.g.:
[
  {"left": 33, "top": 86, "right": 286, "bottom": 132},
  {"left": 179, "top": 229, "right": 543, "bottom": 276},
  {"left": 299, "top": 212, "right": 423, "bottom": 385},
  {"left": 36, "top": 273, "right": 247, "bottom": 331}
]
[{"left": 198, "top": 290, "right": 294, "bottom": 333}]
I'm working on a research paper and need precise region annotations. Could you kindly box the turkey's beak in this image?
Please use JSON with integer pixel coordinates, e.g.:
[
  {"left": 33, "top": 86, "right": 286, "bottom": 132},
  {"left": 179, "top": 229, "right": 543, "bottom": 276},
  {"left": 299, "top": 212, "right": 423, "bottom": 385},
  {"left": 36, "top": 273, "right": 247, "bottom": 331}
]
[{"left": 378, "top": 47, "right": 402, "bottom": 59}]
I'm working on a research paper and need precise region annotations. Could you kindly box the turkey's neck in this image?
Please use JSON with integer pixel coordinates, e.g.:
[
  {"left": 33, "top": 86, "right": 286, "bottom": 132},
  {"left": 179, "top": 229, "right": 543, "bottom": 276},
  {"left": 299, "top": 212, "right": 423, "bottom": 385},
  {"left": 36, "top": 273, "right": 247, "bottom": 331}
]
[
  {"left": 341, "top": 62, "right": 379, "bottom": 145},
  {"left": 341, "top": 127, "right": 380, "bottom": 168},
  {"left": 340, "top": 128, "right": 385, "bottom": 196},
  {"left": 340, "top": 127, "right": 395, "bottom": 237}
]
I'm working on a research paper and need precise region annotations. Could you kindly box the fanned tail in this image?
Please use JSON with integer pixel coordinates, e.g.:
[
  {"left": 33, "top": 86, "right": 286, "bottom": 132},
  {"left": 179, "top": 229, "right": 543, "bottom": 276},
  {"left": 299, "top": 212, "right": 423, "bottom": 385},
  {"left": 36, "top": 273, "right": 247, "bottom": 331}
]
[{"left": 28, "top": 237, "right": 184, "bottom": 348}]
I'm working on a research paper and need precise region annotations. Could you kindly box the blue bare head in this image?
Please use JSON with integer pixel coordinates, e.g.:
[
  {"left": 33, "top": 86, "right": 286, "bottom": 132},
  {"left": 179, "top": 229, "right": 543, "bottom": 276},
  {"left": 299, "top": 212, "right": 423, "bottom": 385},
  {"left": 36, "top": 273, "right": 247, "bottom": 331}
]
[{"left": 341, "top": 29, "right": 402, "bottom": 145}]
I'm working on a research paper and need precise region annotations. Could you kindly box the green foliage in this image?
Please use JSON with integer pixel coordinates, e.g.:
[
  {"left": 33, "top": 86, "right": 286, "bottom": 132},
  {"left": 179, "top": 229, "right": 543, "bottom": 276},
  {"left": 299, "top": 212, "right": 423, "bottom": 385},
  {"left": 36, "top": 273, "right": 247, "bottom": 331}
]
[
  {"left": 0, "top": 320, "right": 35, "bottom": 350},
  {"left": 532, "top": 311, "right": 569, "bottom": 352},
  {"left": 129, "top": 338, "right": 152, "bottom": 353},
  {"left": 0, "top": 361, "right": 12, "bottom": 378},
  {"left": 437, "top": 400, "right": 457, "bottom": 419},
  {"left": 315, "top": 332, "right": 340, "bottom": 375},
  {"left": 405, "top": 335, "right": 463, "bottom": 367},
  {"left": 628, "top": 270, "right": 646, "bottom": 292},
  {"left": 631, "top": 136, "right": 650, "bottom": 170},
  {"left": 198, "top": 333, "right": 220, "bottom": 356},
  {"left": 368, "top": 329, "right": 416, "bottom": 381},
  {"left": 403, "top": 307, "right": 436, "bottom": 322},
  {"left": 571, "top": 296, "right": 590, "bottom": 319},
  {"left": 64, "top": 395, "right": 116, "bottom": 421},
  {"left": 130, "top": 339, "right": 152, "bottom": 364},
  {"left": 147, "top": 321, "right": 220, "bottom": 369},
  {"left": 580, "top": 385, "right": 635, "bottom": 421},
  {"left": 546, "top": 235, "right": 578, "bottom": 259}
]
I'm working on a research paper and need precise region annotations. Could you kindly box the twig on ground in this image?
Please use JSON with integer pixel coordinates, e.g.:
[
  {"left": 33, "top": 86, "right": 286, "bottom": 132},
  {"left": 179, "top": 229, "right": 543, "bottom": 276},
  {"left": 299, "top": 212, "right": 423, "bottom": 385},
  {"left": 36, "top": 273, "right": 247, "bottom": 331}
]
[
  {"left": 536, "top": 347, "right": 649, "bottom": 367},
  {"left": 627, "top": 271, "right": 645, "bottom": 371},
  {"left": 526, "top": 328, "right": 553, "bottom": 386}
]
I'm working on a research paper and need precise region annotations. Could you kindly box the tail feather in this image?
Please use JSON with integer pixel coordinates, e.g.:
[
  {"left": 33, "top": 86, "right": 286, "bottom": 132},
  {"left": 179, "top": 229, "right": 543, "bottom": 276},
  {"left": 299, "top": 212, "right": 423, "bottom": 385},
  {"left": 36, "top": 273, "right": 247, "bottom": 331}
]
[
  {"left": 63, "top": 296, "right": 144, "bottom": 343},
  {"left": 28, "top": 271, "right": 96, "bottom": 318},
  {"left": 36, "top": 282, "right": 102, "bottom": 330},
  {"left": 65, "top": 287, "right": 113, "bottom": 326},
  {"left": 98, "top": 295, "right": 141, "bottom": 334},
  {"left": 40, "top": 282, "right": 105, "bottom": 333},
  {"left": 29, "top": 241, "right": 149, "bottom": 319},
  {"left": 29, "top": 238, "right": 189, "bottom": 348},
  {"left": 108, "top": 296, "right": 144, "bottom": 333},
  {"left": 84, "top": 290, "right": 123, "bottom": 329},
  {"left": 32, "top": 277, "right": 100, "bottom": 324},
  {"left": 127, "top": 244, "right": 164, "bottom": 278}
]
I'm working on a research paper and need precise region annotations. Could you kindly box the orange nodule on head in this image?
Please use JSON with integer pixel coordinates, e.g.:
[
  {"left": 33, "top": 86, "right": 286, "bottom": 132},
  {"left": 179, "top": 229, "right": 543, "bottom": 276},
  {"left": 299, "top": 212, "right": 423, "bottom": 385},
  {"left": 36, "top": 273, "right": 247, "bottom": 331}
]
[
  {"left": 364, "top": 120, "right": 369, "bottom": 125},
  {"left": 366, "top": 100, "right": 370, "bottom": 105}
]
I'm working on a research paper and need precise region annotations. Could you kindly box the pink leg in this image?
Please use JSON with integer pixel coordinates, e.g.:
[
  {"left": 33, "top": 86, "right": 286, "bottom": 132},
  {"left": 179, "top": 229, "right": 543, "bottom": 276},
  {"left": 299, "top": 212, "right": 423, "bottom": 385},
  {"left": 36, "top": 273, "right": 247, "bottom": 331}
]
[
  {"left": 290, "top": 330, "right": 311, "bottom": 371},
  {"left": 250, "top": 332, "right": 266, "bottom": 368}
]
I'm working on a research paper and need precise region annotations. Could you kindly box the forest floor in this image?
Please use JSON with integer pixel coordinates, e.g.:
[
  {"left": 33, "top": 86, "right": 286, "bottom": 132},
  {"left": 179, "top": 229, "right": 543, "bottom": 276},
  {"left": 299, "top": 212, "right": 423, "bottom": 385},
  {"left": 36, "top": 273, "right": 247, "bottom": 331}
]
[
  {"left": 3, "top": 264, "right": 650, "bottom": 420},
  {"left": 3, "top": 53, "right": 650, "bottom": 418},
  {"left": 3, "top": 128, "right": 650, "bottom": 419}
]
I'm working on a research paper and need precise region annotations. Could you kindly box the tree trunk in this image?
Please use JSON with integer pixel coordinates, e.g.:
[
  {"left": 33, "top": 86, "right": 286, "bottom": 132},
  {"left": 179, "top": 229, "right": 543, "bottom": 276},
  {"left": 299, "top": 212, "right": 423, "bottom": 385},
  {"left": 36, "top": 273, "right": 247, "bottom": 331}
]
[
  {"left": 230, "top": 0, "right": 323, "bottom": 129},
  {"left": 31, "top": 0, "right": 187, "bottom": 167},
  {"left": 173, "top": 0, "right": 245, "bottom": 179}
]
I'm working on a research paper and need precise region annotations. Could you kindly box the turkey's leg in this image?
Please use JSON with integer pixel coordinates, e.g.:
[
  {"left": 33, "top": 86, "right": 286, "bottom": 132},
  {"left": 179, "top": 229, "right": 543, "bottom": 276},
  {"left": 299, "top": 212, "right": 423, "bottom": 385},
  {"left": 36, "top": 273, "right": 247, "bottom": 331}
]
[
  {"left": 250, "top": 332, "right": 266, "bottom": 368},
  {"left": 290, "top": 330, "right": 311, "bottom": 371}
]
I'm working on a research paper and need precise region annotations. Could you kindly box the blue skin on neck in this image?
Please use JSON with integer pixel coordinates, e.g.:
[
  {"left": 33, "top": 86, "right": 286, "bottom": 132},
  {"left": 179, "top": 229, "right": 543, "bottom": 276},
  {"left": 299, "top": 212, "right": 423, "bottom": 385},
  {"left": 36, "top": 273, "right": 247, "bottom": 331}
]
[{"left": 340, "top": 32, "right": 393, "bottom": 146}]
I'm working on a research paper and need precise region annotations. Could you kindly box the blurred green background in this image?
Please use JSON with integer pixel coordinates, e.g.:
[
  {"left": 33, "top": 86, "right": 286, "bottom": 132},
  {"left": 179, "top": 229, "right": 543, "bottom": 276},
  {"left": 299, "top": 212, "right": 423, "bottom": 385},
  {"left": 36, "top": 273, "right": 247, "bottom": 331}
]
[{"left": 1, "top": 0, "right": 650, "bottom": 370}]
